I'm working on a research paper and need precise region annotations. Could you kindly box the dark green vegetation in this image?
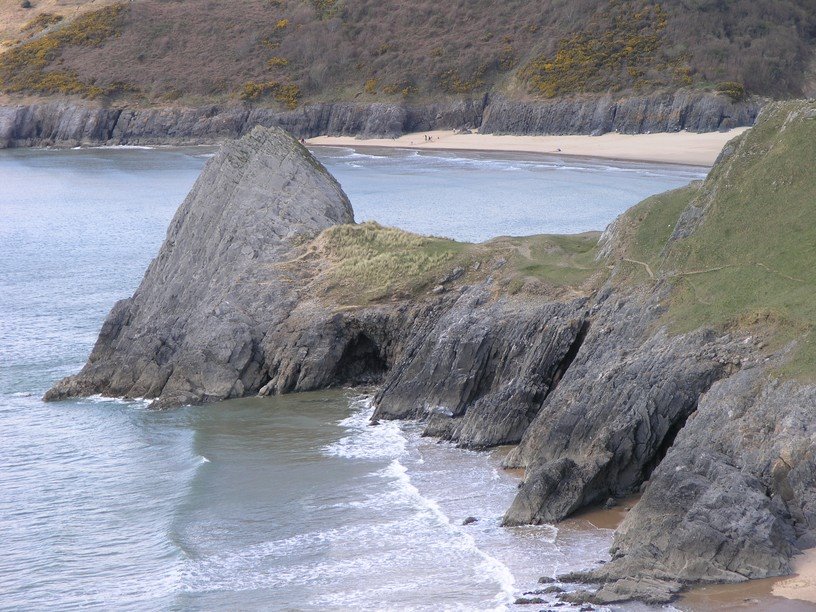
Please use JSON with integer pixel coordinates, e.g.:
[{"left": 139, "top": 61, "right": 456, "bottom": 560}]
[{"left": 0, "top": 0, "right": 813, "bottom": 105}]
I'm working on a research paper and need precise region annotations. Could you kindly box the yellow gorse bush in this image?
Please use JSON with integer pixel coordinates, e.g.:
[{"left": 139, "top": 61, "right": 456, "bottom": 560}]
[{"left": 0, "top": 4, "right": 128, "bottom": 98}]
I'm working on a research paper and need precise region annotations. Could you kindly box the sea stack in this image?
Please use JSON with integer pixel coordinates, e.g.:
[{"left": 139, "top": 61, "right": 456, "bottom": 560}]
[{"left": 45, "top": 126, "right": 354, "bottom": 406}]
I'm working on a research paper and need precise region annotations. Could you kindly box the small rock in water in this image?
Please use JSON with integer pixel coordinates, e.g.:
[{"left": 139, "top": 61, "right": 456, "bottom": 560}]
[
  {"left": 603, "top": 497, "right": 617, "bottom": 509},
  {"left": 462, "top": 516, "right": 478, "bottom": 525}
]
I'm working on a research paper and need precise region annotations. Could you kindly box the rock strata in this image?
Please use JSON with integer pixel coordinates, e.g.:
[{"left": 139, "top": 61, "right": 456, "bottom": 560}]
[
  {"left": 0, "top": 90, "right": 759, "bottom": 149},
  {"left": 374, "top": 293, "right": 589, "bottom": 448},
  {"left": 481, "top": 91, "right": 763, "bottom": 135},
  {"left": 569, "top": 366, "right": 816, "bottom": 604},
  {"left": 501, "top": 287, "right": 746, "bottom": 525}
]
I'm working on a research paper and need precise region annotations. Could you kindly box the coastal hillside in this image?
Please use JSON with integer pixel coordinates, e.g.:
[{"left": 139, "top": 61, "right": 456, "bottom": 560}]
[
  {"left": 46, "top": 100, "right": 816, "bottom": 604},
  {"left": 1, "top": 0, "right": 814, "bottom": 108}
]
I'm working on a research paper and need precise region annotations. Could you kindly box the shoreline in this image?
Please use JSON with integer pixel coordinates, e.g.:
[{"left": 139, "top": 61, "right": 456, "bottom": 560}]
[{"left": 307, "top": 128, "right": 751, "bottom": 167}]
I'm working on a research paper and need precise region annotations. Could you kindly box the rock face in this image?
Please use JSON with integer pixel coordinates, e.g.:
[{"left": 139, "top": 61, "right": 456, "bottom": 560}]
[
  {"left": 374, "top": 293, "right": 590, "bottom": 448},
  {"left": 0, "top": 90, "right": 759, "bottom": 148},
  {"left": 570, "top": 366, "right": 816, "bottom": 604},
  {"left": 501, "top": 287, "right": 746, "bottom": 525},
  {"left": 46, "top": 125, "right": 354, "bottom": 406},
  {"left": 0, "top": 98, "right": 486, "bottom": 148},
  {"left": 480, "top": 91, "right": 763, "bottom": 135}
]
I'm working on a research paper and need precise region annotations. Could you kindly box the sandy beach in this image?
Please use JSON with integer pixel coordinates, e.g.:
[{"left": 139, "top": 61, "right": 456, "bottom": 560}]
[
  {"left": 773, "top": 548, "right": 816, "bottom": 604},
  {"left": 307, "top": 128, "right": 751, "bottom": 167}
]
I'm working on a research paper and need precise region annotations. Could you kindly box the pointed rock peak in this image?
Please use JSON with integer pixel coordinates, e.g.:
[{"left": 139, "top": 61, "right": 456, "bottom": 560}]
[{"left": 45, "top": 126, "right": 355, "bottom": 406}]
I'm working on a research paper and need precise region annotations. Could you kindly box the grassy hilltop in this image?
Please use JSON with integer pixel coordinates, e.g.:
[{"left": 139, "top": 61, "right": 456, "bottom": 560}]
[
  {"left": 305, "top": 101, "right": 816, "bottom": 377},
  {"left": 612, "top": 100, "right": 816, "bottom": 376},
  {"left": 0, "top": 0, "right": 814, "bottom": 106}
]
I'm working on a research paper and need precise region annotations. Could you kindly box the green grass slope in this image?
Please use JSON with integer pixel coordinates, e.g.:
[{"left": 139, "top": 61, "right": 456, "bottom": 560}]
[
  {"left": 612, "top": 100, "right": 816, "bottom": 377},
  {"left": 304, "top": 222, "right": 602, "bottom": 306}
]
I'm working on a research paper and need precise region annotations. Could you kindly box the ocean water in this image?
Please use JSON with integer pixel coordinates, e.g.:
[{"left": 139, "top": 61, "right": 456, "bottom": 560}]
[
  {"left": 316, "top": 147, "right": 705, "bottom": 242},
  {"left": 0, "top": 145, "right": 703, "bottom": 610}
]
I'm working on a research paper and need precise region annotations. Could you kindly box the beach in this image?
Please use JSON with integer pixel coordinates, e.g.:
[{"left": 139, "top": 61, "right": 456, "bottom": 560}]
[
  {"left": 307, "top": 128, "right": 751, "bottom": 167},
  {"left": 773, "top": 548, "right": 816, "bottom": 604}
]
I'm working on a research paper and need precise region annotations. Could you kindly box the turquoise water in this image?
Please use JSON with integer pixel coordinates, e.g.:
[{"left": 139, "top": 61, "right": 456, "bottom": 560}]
[{"left": 0, "top": 145, "right": 701, "bottom": 610}]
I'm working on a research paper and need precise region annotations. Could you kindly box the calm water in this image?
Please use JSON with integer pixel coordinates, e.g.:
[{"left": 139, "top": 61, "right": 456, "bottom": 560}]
[{"left": 0, "top": 145, "right": 703, "bottom": 610}]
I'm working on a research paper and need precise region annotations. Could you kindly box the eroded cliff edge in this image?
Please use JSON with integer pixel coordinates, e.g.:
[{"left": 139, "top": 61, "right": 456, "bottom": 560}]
[{"left": 47, "top": 101, "right": 816, "bottom": 604}]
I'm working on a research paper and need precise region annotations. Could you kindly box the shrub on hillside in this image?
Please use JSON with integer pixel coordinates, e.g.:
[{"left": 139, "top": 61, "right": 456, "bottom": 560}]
[
  {"left": 0, "top": 4, "right": 130, "bottom": 98},
  {"left": 716, "top": 81, "right": 747, "bottom": 102}
]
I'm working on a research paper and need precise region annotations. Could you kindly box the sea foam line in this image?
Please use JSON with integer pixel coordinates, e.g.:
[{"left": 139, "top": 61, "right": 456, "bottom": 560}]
[{"left": 325, "top": 398, "right": 516, "bottom": 610}]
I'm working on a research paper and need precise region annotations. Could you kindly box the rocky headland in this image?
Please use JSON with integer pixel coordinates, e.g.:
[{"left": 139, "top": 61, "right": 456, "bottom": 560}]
[
  {"left": 46, "top": 100, "right": 816, "bottom": 605},
  {"left": 0, "top": 90, "right": 761, "bottom": 149}
]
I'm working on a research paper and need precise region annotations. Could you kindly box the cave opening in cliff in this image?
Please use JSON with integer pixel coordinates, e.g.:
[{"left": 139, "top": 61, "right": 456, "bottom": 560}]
[
  {"left": 333, "top": 332, "right": 388, "bottom": 385},
  {"left": 643, "top": 403, "right": 697, "bottom": 483},
  {"left": 550, "top": 320, "right": 590, "bottom": 391}
]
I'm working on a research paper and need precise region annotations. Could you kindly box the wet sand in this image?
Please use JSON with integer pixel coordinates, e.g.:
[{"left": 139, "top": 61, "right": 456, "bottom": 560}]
[
  {"left": 490, "top": 444, "right": 816, "bottom": 611},
  {"left": 307, "top": 128, "right": 750, "bottom": 167}
]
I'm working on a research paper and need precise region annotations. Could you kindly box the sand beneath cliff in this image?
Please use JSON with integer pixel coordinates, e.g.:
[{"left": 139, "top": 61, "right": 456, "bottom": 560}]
[
  {"left": 307, "top": 128, "right": 750, "bottom": 167},
  {"left": 772, "top": 548, "right": 816, "bottom": 604}
]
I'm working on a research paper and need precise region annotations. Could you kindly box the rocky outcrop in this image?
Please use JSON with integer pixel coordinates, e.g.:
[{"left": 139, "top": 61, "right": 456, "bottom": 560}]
[
  {"left": 0, "top": 90, "right": 759, "bottom": 148},
  {"left": 374, "top": 293, "right": 589, "bottom": 448},
  {"left": 480, "top": 91, "right": 762, "bottom": 135},
  {"left": 557, "top": 364, "right": 816, "bottom": 605},
  {"left": 45, "top": 124, "right": 355, "bottom": 406},
  {"left": 501, "top": 286, "right": 746, "bottom": 525}
]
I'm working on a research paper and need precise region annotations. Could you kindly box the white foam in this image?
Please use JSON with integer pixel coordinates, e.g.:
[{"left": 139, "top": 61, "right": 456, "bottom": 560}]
[
  {"left": 85, "top": 394, "right": 152, "bottom": 408},
  {"left": 322, "top": 397, "right": 407, "bottom": 460},
  {"left": 319, "top": 399, "right": 515, "bottom": 608},
  {"left": 379, "top": 459, "right": 515, "bottom": 609}
]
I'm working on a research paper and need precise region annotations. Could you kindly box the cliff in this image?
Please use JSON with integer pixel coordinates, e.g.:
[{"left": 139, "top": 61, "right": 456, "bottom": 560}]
[
  {"left": 47, "top": 100, "right": 816, "bottom": 605},
  {"left": 0, "top": 91, "right": 760, "bottom": 149},
  {"left": 45, "top": 125, "right": 355, "bottom": 406}
]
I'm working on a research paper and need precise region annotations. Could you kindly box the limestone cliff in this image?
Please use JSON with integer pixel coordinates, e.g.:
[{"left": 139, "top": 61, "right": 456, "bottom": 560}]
[
  {"left": 46, "top": 100, "right": 816, "bottom": 605},
  {"left": 0, "top": 91, "right": 759, "bottom": 149},
  {"left": 46, "top": 125, "right": 355, "bottom": 406}
]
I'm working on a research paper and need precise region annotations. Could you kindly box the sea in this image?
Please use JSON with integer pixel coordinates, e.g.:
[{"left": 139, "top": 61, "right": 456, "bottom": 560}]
[{"left": 0, "top": 145, "right": 710, "bottom": 610}]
